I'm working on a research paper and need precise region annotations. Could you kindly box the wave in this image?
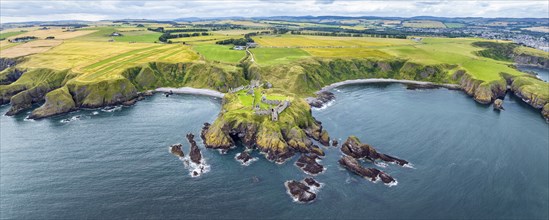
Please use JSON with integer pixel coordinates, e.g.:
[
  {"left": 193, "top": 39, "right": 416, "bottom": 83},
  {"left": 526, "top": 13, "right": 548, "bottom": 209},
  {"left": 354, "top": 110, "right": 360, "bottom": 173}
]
[
  {"left": 177, "top": 156, "right": 211, "bottom": 177},
  {"left": 60, "top": 115, "right": 82, "bottom": 123},
  {"left": 312, "top": 99, "right": 335, "bottom": 111},
  {"left": 101, "top": 106, "right": 122, "bottom": 112},
  {"left": 234, "top": 153, "right": 258, "bottom": 166}
]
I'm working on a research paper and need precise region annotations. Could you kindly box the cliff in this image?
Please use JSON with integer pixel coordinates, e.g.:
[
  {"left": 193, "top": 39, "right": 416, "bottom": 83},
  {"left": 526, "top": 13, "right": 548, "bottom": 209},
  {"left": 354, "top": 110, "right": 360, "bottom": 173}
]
[{"left": 2, "top": 61, "right": 246, "bottom": 119}]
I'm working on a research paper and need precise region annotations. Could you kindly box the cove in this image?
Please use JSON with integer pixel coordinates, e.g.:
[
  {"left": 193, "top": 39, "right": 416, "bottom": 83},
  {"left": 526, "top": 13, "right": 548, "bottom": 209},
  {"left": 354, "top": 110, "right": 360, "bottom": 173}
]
[{"left": 0, "top": 84, "right": 547, "bottom": 219}]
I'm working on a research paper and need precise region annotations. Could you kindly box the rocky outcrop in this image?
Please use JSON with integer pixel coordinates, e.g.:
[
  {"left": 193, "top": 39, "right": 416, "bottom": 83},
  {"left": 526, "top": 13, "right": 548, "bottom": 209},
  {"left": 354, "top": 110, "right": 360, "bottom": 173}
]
[
  {"left": 0, "top": 58, "right": 21, "bottom": 72},
  {"left": 235, "top": 151, "right": 253, "bottom": 164},
  {"left": 186, "top": 133, "right": 202, "bottom": 164},
  {"left": 456, "top": 71, "right": 506, "bottom": 104},
  {"left": 201, "top": 93, "right": 330, "bottom": 163},
  {"left": 0, "top": 68, "right": 26, "bottom": 85},
  {"left": 295, "top": 154, "right": 324, "bottom": 175},
  {"left": 306, "top": 91, "right": 335, "bottom": 108},
  {"left": 543, "top": 104, "right": 549, "bottom": 122},
  {"left": 493, "top": 99, "right": 504, "bottom": 110},
  {"left": 502, "top": 74, "right": 549, "bottom": 121},
  {"left": 170, "top": 143, "right": 184, "bottom": 157},
  {"left": 338, "top": 156, "right": 395, "bottom": 184},
  {"left": 513, "top": 54, "right": 549, "bottom": 69},
  {"left": 284, "top": 178, "right": 321, "bottom": 203},
  {"left": 341, "top": 136, "right": 408, "bottom": 166}
]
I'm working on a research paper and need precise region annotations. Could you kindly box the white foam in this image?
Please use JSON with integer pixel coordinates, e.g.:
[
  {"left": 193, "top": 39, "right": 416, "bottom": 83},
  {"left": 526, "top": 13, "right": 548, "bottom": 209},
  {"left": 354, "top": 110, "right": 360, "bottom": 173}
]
[
  {"left": 91, "top": 111, "right": 99, "bottom": 115},
  {"left": 60, "top": 115, "right": 82, "bottom": 123},
  {"left": 234, "top": 153, "right": 259, "bottom": 166},
  {"left": 385, "top": 179, "right": 398, "bottom": 187},
  {"left": 375, "top": 161, "right": 388, "bottom": 168},
  {"left": 312, "top": 99, "right": 335, "bottom": 111},
  {"left": 101, "top": 106, "right": 122, "bottom": 112},
  {"left": 403, "top": 163, "right": 415, "bottom": 169},
  {"left": 178, "top": 156, "right": 211, "bottom": 178},
  {"left": 23, "top": 116, "right": 35, "bottom": 122}
]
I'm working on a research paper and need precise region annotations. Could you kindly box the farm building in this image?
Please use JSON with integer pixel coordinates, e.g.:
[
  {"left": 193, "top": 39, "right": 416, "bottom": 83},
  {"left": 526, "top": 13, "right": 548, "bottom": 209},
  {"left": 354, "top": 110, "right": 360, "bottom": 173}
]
[
  {"left": 246, "top": 42, "right": 258, "bottom": 48},
  {"left": 110, "top": 32, "right": 123, "bottom": 36},
  {"left": 233, "top": 46, "right": 245, "bottom": 50}
]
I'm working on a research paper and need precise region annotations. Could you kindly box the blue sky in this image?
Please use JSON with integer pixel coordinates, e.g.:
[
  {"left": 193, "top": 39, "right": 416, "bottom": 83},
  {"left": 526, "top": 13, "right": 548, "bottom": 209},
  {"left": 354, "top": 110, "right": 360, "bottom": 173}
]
[{"left": 1, "top": 0, "right": 548, "bottom": 23}]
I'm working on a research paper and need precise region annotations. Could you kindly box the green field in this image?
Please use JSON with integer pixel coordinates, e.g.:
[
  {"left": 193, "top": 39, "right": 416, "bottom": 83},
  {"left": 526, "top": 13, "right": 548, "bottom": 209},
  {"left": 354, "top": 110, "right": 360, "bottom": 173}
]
[
  {"left": 0, "top": 31, "right": 25, "bottom": 40},
  {"left": 444, "top": 23, "right": 466, "bottom": 28},
  {"left": 251, "top": 48, "right": 310, "bottom": 65},
  {"left": 193, "top": 44, "right": 246, "bottom": 63}
]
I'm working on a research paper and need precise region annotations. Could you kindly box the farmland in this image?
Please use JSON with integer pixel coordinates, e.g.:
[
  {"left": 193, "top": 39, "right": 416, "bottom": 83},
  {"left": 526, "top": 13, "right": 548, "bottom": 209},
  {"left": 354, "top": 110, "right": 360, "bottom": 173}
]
[
  {"left": 0, "top": 19, "right": 548, "bottom": 120},
  {"left": 19, "top": 41, "right": 198, "bottom": 81},
  {"left": 192, "top": 44, "right": 245, "bottom": 63},
  {"left": 403, "top": 20, "right": 447, "bottom": 28}
]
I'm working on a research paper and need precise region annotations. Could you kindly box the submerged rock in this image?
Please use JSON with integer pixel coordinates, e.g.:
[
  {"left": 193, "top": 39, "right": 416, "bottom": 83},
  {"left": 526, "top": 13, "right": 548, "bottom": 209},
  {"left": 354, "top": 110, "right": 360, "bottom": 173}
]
[
  {"left": 338, "top": 156, "right": 395, "bottom": 184},
  {"left": 493, "top": 99, "right": 504, "bottom": 110},
  {"left": 169, "top": 143, "right": 184, "bottom": 157},
  {"left": 332, "top": 139, "right": 338, "bottom": 147},
  {"left": 285, "top": 178, "right": 321, "bottom": 203},
  {"left": 295, "top": 154, "right": 324, "bottom": 175},
  {"left": 186, "top": 133, "right": 202, "bottom": 164},
  {"left": 341, "top": 136, "right": 408, "bottom": 166}
]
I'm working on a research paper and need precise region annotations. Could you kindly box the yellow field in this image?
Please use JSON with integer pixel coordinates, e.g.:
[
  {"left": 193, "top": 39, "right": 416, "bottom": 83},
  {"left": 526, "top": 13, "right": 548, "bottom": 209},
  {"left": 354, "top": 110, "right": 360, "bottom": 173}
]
[
  {"left": 253, "top": 35, "right": 414, "bottom": 48},
  {"left": 6, "top": 28, "right": 97, "bottom": 40},
  {"left": 20, "top": 40, "right": 199, "bottom": 81},
  {"left": 1, "top": 40, "right": 63, "bottom": 58},
  {"left": 170, "top": 34, "right": 234, "bottom": 45}
]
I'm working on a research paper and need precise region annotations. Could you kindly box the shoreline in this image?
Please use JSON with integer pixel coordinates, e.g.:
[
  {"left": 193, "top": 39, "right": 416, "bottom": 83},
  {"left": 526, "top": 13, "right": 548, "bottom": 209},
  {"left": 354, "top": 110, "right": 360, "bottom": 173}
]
[
  {"left": 317, "top": 78, "right": 461, "bottom": 93},
  {"left": 155, "top": 87, "right": 225, "bottom": 98}
]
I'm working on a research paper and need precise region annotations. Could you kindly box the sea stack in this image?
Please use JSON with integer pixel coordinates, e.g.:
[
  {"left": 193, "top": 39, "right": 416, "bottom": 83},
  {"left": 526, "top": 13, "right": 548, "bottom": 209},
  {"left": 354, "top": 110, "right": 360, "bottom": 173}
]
[
  {"left": 186, "top": 133, "right": 202, "bottom": 164},
  {"left": 170, "top": 143, "right": 184, "bottom": 157},
  {"left": 493, "top": 99, "right": 504, "bottom": 110}
]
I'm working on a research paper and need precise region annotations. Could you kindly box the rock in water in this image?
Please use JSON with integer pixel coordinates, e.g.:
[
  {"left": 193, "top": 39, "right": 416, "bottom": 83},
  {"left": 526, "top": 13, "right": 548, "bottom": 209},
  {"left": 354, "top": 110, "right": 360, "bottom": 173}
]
[
  {"left": 493, "top": 99, "right": 504, "bottom": 110},
  {"left": 338, "top": 156, "right": 396, "bottom": 185},
  {"left": 236, "top": 151, "right": 253, "bottom": 164},
  {"left": 331, "top": 139, "right": 338, "bottom": 147},
  {"left": 295, "top": 154, "right": 324, "bottom": 175},
  {"left": 341, "top": 136, "right": 408, "bottom": 166},
  {"left": 186, "top": 133, "right": 202, "bottom": 164},
  {"left": 304, "top": 177, "right": 320, "bottom": 187},
  {"left": 170, "top": 143, "right": 184, "bottom": 157},
  {"left": 306, "top": 91, "right": 335, "bottom": 108},
  {"left": 285, "top": 178, "right": 319, "bottom": 203}
]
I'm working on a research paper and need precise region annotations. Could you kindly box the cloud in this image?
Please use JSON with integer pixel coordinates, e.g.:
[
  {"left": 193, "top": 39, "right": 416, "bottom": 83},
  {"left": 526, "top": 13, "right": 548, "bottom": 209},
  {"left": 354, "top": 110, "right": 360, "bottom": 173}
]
[
  {"left": 1, "top": 0, "right": 547, "bottom": 23},
  {"left": 316, "top": 0, "right": 335, "bottom": 4}
]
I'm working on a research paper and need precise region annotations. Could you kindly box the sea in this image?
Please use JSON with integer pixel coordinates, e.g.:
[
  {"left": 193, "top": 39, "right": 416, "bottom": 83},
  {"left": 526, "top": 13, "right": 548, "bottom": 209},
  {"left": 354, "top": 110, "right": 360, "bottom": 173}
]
[{"left": 1, "top": 83, "right": 547, "bottom": 219}]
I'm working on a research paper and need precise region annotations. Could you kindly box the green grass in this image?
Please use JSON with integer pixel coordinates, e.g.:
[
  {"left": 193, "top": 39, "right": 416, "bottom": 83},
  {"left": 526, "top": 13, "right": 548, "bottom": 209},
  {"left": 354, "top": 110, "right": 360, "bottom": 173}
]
[
  {"left": 192, "top": 44, "right": 246, "bottom": 63},
  {"left": 444, "top": 23, "right": 466, "bottom": 28},
  {"left": 74, "top": 27, "right": 161, "bottom": 43},
  {"left": 0, "top": 31, "right": 24, "bottom": 40},
  {"left": 251, "top": 48, "right": 310, "bottom": 65}
]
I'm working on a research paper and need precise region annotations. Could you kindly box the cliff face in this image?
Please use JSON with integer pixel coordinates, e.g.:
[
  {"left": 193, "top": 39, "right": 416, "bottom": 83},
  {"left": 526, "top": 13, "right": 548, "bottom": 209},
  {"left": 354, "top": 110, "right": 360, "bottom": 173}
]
[
  {"left": 200, "top": 92, "right": 330, "bottom": 163},
  {"left": 456, "top": 72, "right": 506, "bottom": 104},
  {"left": 513, "top": 54, "right": 549, "bottom": 69},
  {"left": 0, "top": 68, "right": 76, "bottom": 116},
  {"left": 2, "top": 61, "right": 246, "bottom": 118},
  {"left": 254, "top": 58, "right": 454, "bottom": 96}
]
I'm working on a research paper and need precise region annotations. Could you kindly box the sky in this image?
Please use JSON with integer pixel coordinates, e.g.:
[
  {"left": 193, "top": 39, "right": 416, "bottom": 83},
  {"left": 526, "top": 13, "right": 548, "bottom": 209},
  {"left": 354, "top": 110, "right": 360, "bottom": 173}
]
[{"left": 1, "top": 0, "right": 548, "bottom": 23}]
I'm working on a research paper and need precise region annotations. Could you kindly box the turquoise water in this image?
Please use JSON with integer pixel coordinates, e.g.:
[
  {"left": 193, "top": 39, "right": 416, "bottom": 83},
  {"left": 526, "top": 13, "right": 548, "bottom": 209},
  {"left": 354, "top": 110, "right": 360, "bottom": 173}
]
[{"left": 1, "top": 84, "right": 548, "bottom": 219}]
